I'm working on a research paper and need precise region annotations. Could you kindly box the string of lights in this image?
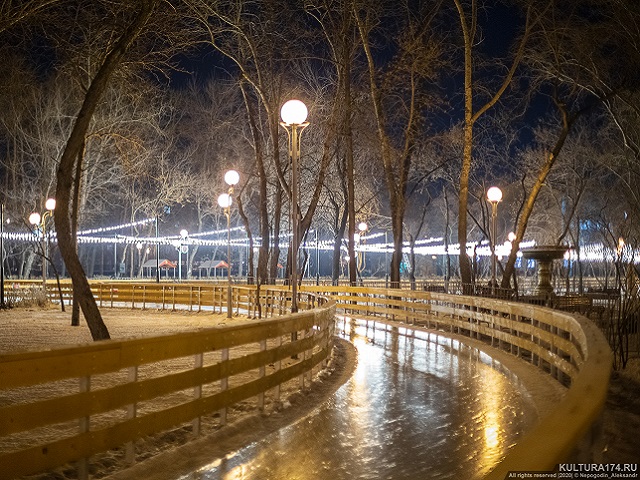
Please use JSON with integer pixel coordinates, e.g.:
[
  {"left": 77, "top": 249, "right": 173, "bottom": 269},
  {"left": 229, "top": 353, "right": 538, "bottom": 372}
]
[{"left": 0, "top": 217, "right": 636, "bottom": 261}]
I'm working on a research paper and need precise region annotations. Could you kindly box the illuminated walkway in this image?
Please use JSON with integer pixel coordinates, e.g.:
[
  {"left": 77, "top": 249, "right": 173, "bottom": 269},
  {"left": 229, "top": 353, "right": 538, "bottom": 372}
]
[{"left": 109, "top": 319, "right": 566, "bottom": 480}]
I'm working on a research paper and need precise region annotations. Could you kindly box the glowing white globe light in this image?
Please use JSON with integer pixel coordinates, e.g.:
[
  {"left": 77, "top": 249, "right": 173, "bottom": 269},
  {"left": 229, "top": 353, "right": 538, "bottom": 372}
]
[
  {"left": 358, "top": 222, "right": 368, "bottom": 232},
  {"left": 487, "top": 186, "right": 503, "bottom": 203},
  {"left": 225, "top": 170, "right": 240, "bottom": 186},
  {"left": 218, "top": 193, "right": 232, "bottom": 208},
  {"left": 280, "top": 99, "right": 308, "bottom": 125},
  {"left": 45, "top": 198, "right": 56, "bottom": 211},
  {"left": 180, "top": 229, "right": 188, "bottom": 238},
  {"left": 29, "top": 212, "right": 41, "bottom": 225}
]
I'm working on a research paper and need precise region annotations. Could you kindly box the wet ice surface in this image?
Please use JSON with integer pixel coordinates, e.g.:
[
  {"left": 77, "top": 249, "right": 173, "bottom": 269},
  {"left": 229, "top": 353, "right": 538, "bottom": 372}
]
[{"left": 192, "top": 320, "right": 537, "bottom": 480}]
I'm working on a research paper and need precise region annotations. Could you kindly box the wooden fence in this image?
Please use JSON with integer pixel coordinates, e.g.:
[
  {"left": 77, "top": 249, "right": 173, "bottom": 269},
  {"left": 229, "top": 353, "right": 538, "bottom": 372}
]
[
  {"left": 300, "top": 285, "right": 613, "bottom": 476},
  {"left": 0, "top": 283, "right": 335, "bottom": 480},
  {"left": 1, "top": 280, "right": 613, "bottom": 477}
]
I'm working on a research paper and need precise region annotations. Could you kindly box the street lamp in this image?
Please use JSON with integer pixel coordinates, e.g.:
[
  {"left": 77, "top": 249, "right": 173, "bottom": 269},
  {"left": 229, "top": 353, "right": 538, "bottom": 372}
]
[
  {"left": 385, "top": 231, "right": 389, "bottom": 288},
  {"left": 356, "top": 222, "right": 368, "bottom": 282},
  {"left": 218, "top": 169, "right": 239, "bottom": 319},
  {"left": 487, "top": 186, "right": 503, "bottom": 292},
  {"left": 136, "top": 243, "right": 143, "bottom": 278},
  {"left": 174, "top": 229, "right": 188, "bottom": 281},
  {"left": 280, "top": 99, "right": 309, "bottom": 313},
  {"left": 29, "top": 198, "right": 56, "bottom": 292},
  {"left": 0, "top": 204, "right": 4, "bottom": 308}
]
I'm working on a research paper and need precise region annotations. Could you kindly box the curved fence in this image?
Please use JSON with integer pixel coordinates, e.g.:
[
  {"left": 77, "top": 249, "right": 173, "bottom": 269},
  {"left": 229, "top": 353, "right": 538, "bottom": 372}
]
[
  {"left": 0, "top": 280, "right": 612, "bottom": 478},
  {"left": 300, "top": 285, "right": 613, "bottom": 476},
  {"left": 0, "top": 283, "right": 335, "bottom": 480}
]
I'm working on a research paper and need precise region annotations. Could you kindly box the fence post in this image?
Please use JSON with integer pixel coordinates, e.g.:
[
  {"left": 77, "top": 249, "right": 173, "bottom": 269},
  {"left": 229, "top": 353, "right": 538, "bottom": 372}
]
[
  {"left": 258, "top": 339, "right": 266, "bottom": 410},
  {"left": 274, "top": 335, "right": 282, "bottom": 403},
  {"left": 219, "top": 348, "right": 229, "bottom": 425},
  {"left": 77, "top": 376, "right": 91, "bottom": 480},
  {"left": 193, "top": 353, "right": 203, "bottom": 436},
  {"left": 125, "top": 366, "right": 138, "bottom": 464}
]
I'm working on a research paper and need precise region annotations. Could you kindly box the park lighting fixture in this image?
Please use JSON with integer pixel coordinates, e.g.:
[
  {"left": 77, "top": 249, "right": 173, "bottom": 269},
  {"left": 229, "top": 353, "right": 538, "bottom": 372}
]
[
  {"left": 487, "top": 186, "right": 503, "bottom": 204},
  {"left": 487, "top": 186, "right": 503, "bottom": 293},
  {"left": 356, "top": 221, "right": 369, "bottom": 277},
  {"left": 280, "top": 99, "right": 309, "bottom": 313},
  {"left": 29, "top": 198, "right": 56, "bottom": 291},
  {"left": 176, "top": 229, "right": 188, "bottom": 281},
  {"left": 29, "top": 212, "right": 41, "bottom": 226},
  {"left": 219, "top": 170, "right": 240, "bottom": 319},
  {"left": 224, "top": 169, "right": 240, "bottom": 187},
  {"left": 280, "top": 99, "right": 308, "bottom": 126},
  {"left": 218, "top": 193, "right": 232, "bottom": 209}
]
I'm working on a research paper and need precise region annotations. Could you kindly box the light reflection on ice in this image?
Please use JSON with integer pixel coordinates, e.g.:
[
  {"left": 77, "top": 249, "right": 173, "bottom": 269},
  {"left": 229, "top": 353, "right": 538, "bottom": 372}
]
[{"left": 194, "top": 318, "right": 537, "bottom": 480}]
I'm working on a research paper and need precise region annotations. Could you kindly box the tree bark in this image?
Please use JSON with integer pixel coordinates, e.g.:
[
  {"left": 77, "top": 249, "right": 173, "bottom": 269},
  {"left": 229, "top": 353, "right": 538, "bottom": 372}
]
[
  {"left": 54, "top": 1, "right": 156, "bottom": 341},
  {"left": 500, "top": 109, "right": 575, "bottom": 288},
  {"left": 454, "top": 0, "right": 533, "bottom": 285}
]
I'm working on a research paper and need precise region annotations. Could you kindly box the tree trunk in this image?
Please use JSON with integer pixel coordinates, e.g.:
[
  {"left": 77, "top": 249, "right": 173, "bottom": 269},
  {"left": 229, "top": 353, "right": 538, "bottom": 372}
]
[
  {"left": 54, "top": 1, "right": 156, "bottom": 341},
  {"left": 332, "top": 204, "right": 349, "bottom": 285},
  {"left": 501, "top": 108, "right": 575, "bottom": 288},
  {"left": 236, "top": 195, "right": 255, "bottom": 284},
  {"left": 240, "top": 83, "right": 270, "bottom": 286}
]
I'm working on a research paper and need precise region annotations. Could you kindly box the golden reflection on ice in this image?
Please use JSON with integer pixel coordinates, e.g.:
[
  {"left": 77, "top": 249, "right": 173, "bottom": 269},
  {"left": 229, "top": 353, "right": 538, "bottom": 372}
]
[
  {"left": 346, "top": 333, "right": 377, "bottom": 460},
  {"left": 478, "top": 367, "right": 507, "bottom": 474},
  {"left": 484, "top": 419, "right": 499, "bottom": 449},
  {"left": 351, "top": 335, "right": 370, "bottom": 385}
]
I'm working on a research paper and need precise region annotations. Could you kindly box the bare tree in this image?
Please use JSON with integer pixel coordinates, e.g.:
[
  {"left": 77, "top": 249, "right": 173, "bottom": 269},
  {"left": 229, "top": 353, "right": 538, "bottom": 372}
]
[
  {"left": 453, "top": 0, "right": 544, "bottom": 286},
  {"left": 354, "top": 0, "right": 443, "bottom": 287}
]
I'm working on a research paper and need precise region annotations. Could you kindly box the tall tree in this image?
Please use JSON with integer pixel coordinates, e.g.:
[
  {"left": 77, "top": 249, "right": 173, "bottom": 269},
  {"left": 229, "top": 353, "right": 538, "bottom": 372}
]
[
  {"left": 354, "top": 0, "right": 443, "bottom": 287},
  {"left": 454, "top": 0, "right": 540, "bottom": 286},
  {"left": 54, "top": 1, "right": 157, "bottom": 340}
]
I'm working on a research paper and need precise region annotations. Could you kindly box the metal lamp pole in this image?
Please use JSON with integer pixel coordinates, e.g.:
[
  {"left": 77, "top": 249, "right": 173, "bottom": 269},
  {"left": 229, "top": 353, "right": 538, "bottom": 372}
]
[
  {"left": 385, "top": 231, "right": 389, "bottom": 288},
  {"left": 280, "top": 99, "right": 309, "bottom": 313},
  {"left": 357, "top": 221, "right": 367, "bottom": 278},
  {"left": 176, "top": 229, "right": 188, "bottom": 281},
  {"left": 218, "top": 170, "right": 239, "bottom": 319},
  {"left": 29, "top": 198, "right": 56, "bottom": 293},
  {"left": 155, "top": 215, "right": 160, "bottom": 283},
  {"left": 1, "top": 203, "right": 4, "bottom": 308},
  {"left": 487, "top": 186, "right": 503, "bottom": 293},
  {"left": 315, "top": 228, "right": 320, "bottom": 285}
]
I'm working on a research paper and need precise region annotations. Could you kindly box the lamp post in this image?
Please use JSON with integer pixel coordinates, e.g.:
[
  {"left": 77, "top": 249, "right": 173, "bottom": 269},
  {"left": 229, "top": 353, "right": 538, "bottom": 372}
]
[
  {"left": 175, "top": 229, "right": 188, "bottom": 281},
  {"left": 136, "top": 243, "right": 143, "bottom": 278},
  {"left": 280, "top": 99, "right": 309, "bottom": 313},
  {"left": 155, "top": 215, "right": 160, "bottom": 283},
  {"left": 487, "top": 186, "right": 503, "bottom": 293},
  {"left": 315, "top": 228, "right": 320, "bottom": 285},
  {"left": 357, "top": 222, "right": 368, "bottom": 278},
  {"left": 29, "top": 198, "right": 56, "bottom": 292},
  {"left": 218, "top": 169, "right": 239, "bottom": 319},
  {"left": 385, "top": 231, "right": 389, "bottom": 288},
  {"left": 1, "top": 203, "right": 5, "bottom": 308}
]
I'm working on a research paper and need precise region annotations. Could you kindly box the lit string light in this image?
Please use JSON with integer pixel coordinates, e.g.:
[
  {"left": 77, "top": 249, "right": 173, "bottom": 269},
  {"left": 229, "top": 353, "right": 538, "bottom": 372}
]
[{"left": 0, "top": 220, "right": 636, "bottom": 262}]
